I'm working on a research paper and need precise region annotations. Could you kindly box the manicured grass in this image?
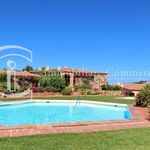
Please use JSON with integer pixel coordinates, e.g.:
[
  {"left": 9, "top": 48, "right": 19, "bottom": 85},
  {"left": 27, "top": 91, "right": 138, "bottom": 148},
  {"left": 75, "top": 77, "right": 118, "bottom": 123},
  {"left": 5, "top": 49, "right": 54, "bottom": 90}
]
[
  {"left": 0, "top": 96, "right": 134, "bottom": 104},
  {"left": 0, "top": 128, "right": 149, "bottom": 150},
  {"left": 39, "top": 96, "right": 134, "bottom": 104}
]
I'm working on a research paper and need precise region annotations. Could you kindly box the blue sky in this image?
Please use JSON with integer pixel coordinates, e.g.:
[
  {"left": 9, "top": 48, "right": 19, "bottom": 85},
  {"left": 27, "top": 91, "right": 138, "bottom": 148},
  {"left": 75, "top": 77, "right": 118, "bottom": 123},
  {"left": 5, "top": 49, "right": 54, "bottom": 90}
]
[{"left": 0, "top": 0, "right": 150, "bottom": 83}]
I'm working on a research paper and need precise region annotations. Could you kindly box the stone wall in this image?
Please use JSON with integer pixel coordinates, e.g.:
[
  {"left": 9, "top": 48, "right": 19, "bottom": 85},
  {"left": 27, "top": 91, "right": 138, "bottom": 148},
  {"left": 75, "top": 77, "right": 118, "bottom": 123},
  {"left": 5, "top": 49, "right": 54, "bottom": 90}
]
[
  {"left": 92, "top": 74, "right": 108, "bottom": 90},
  {"left": 0, "top": 90, "right": 122, "bottom": 98},
  {"left": 99, "top": 91, "right": 122, "bottom": 96},
  {"left": 28, "top": 90, "right": 122, "bottom": 97}
]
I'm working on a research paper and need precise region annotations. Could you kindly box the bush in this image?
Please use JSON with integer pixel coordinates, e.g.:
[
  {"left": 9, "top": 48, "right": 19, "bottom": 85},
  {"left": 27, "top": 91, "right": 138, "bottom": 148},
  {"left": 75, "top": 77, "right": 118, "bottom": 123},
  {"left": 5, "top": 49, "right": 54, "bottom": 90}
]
[
  {"left": 113, "top": 85, "right": 122, "bottom": 90},
  {"left": 61, "top": 87, "right": 72, "bottom": 95},
  {"left": 0, "top": 73, "right": 7, "bottom": 82},
  {"left": 32, "top": 87, "right": 39, "bottom": 93},
  {"left": 80, "top": 83, "right": 91, "bottom": 89},
  {"left": 74, "top": 83, "right": 91, "bottom": 90},
  {"left": 74, "top": 84, "right": 80, "bottom": 90},
  {"left": 32, "top": 86, "right": 52, "bottom": 93},
  {"left": 32, "top": 77, "right": 40, "bottom": 84},
  {"left": 0, "top": 82, "right": 15, "bottom": 90},
  {"left": 0, "top": 82, "right": 7, "bottom": 89},
  {"left": 39, "top": 76, "right": 66, "bottom": 92},
  {"left": 101, "top": 84, "right": 122, "bottom": 91},
  {"left": 102, "top": 84, "right": 112, "bottom": 90},
  {"left": 135, "top": 84, "right": 150, "bottom": 106},
  {"left": 87, "top": 91, "right": 92, "bottom": 95},
  {"left": 32, "top": 87, "right": 44, "bottom": 93},
  {"left": 43, "top": 87, "right": 53, "bottom": 92},
  {"left": 17, "top": 87, "right": 25, "bottom": 93}
]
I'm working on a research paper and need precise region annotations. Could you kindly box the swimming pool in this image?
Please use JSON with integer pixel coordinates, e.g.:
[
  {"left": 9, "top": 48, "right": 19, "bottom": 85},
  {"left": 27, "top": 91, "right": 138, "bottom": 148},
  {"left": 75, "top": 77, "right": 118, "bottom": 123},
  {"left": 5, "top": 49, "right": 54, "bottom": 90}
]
[{"left": 0, "top": 100, "right": 131, "bottom": 126}]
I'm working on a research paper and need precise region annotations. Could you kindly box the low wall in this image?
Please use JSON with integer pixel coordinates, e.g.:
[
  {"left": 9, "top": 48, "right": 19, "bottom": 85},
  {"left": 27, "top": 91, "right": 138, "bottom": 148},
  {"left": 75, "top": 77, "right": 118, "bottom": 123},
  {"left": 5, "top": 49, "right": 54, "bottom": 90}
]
[
  {"left": 99, "top": 91, "right": 122, "bottom": 96},
  {"left": 0, "top": 90, "right": 122, "bottom": 98},
  {"left": 25, "top": 92, "right": 63, "bottom": 98},
  {"left": 24, "top": 90, "right": 122, "bottom": 97}
]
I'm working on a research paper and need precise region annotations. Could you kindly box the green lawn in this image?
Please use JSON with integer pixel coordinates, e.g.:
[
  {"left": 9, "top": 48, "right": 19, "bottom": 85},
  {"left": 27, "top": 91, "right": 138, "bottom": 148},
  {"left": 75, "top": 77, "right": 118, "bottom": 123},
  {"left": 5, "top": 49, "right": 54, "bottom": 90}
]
[
  {"left": 0, "top": 95, "right": 134, "bottom": 104},
  {"left": 0, "top": 128, "right": 149, "bottom": 150}
]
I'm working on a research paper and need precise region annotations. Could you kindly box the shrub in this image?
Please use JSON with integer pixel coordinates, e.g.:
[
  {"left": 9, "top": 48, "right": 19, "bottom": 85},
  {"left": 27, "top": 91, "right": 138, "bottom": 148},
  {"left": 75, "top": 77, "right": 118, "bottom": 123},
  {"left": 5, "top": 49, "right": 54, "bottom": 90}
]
[
  {"left": 39, "top": 76, "right": 66, "bottom": 92},
  {"left": 61, "top": 87, "right": 72, "bottom": 95},
  {"left": 80, "top": 90, "right": 86, "bottom": 95},
  {"left": 32, "top": 86, "right": 52, "bottom": 93},
  {"left": 74, "top": 83, "right": 91, "bottom": 90},
  {"left": 0, "top": 82, "right": 15, "bottom": 90},
  {"left": 0, "top": 73, "right": 7, "bottom": 82},
  {"left": 17, "top": 87, "right": 25, "bottom": 93},
  {"left": 74, "top": 84, "right": 80, "bottom": 90},
  {"left": 101, "top": 84, "right": 122, "bottom": 91},
  {"left": 113, "top": 85, "right": 122, "bottom": 90},
  {"left": 32, "top": 87, "right": 44, "bottom": 93},
  {"left": 101, "top": 84, "right": 113, "bottom": 90},
  {"left": 43, "top": 87, "right": 53, "bottom": 92},
  {"left": 32, "top": 87, "right": 39, "bottom": 93},
  {"left": 32, "top": 77, "right": 40, "bottom": 84},
  {"left": 93, "top": 89, "right": 101, "bottom": 95},
  {"left": 80, "top": 83, "right": 91, "bottom": 89},
  {"left": 0, "top": 82, "right": 7, "bottom": 89},
  {"left": 38, "top": 87, "right": 44, "bottom": 92},
  {"left": 87, "top": 91, "right": 92, "bottom": 95},
  {"left": 39, "top": 76, "right": 47, "bottom": 87},
  {"left": 135, "top": 84, "right": 150, "bottom": 106}
]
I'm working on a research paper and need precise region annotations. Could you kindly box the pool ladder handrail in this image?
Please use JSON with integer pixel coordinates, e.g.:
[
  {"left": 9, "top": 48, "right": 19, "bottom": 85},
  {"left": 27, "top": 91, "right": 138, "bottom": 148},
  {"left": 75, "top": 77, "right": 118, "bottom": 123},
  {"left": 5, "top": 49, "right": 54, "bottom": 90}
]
[
  {"left": 76, "top": 90, "right": 87, "bottom": 105},
  {"left": 75, "top": 77, "right": 102, "bottom": 106},
  {"left": 76, "top": 93, "right": 81, "bottom": 105}
]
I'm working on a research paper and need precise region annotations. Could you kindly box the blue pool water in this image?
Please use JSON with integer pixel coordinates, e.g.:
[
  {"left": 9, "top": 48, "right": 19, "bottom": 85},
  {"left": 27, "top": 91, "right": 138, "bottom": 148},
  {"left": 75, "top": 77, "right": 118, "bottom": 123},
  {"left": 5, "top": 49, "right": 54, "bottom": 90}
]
[{"left": 0, "top": 102, "right": 131, "bottom": 126}]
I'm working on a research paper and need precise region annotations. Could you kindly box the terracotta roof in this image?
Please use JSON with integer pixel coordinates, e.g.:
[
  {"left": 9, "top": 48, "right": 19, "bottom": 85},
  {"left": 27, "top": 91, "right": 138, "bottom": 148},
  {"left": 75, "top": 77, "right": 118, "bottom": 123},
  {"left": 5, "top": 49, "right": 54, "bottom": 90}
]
[
  {"left": 0, "top": 70, "right": 40, "bottom": 78},
  {"left": 31, "top": 67, "right": 107, "bottom": 75},
  {"left": 15, "top": 71, "right": 40, "bottom": 77},
  {"left": 122, "top": 84, "right": 146, "bottom": 91},
  {"left": 56, "top": 67, "right": 107, "bottom": 75}
]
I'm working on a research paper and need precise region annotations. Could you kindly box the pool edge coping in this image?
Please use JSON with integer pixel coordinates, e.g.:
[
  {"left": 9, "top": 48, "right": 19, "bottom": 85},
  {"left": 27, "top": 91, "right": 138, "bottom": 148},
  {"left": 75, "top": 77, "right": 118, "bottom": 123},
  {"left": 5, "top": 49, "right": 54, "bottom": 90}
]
[
  {"left": 0, "top": 100, "right": 149, "bottom": 137},
  {"left": 0, "top": 99, "right": 128, "bottom": 107}
]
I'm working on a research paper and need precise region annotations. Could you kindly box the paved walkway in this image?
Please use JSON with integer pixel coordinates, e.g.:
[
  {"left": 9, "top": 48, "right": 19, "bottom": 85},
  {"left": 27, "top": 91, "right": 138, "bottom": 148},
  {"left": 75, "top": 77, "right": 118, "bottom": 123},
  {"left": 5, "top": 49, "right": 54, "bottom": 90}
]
[{"left": 0, "top": 105, "right": 149, "bottom": 137}]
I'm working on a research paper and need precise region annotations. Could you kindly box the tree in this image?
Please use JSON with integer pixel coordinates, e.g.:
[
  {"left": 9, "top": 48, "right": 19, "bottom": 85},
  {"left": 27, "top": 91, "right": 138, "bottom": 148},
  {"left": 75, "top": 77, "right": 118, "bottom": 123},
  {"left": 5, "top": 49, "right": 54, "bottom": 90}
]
[
  {"left": 39, "top": 76, "right": 66, "bottom": 92},
  {"left": 41, "top": 67, "right": 46, "bottom": 71},
  {"left": 22, "top": 66, "right": 33, "bottom": 72}
]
